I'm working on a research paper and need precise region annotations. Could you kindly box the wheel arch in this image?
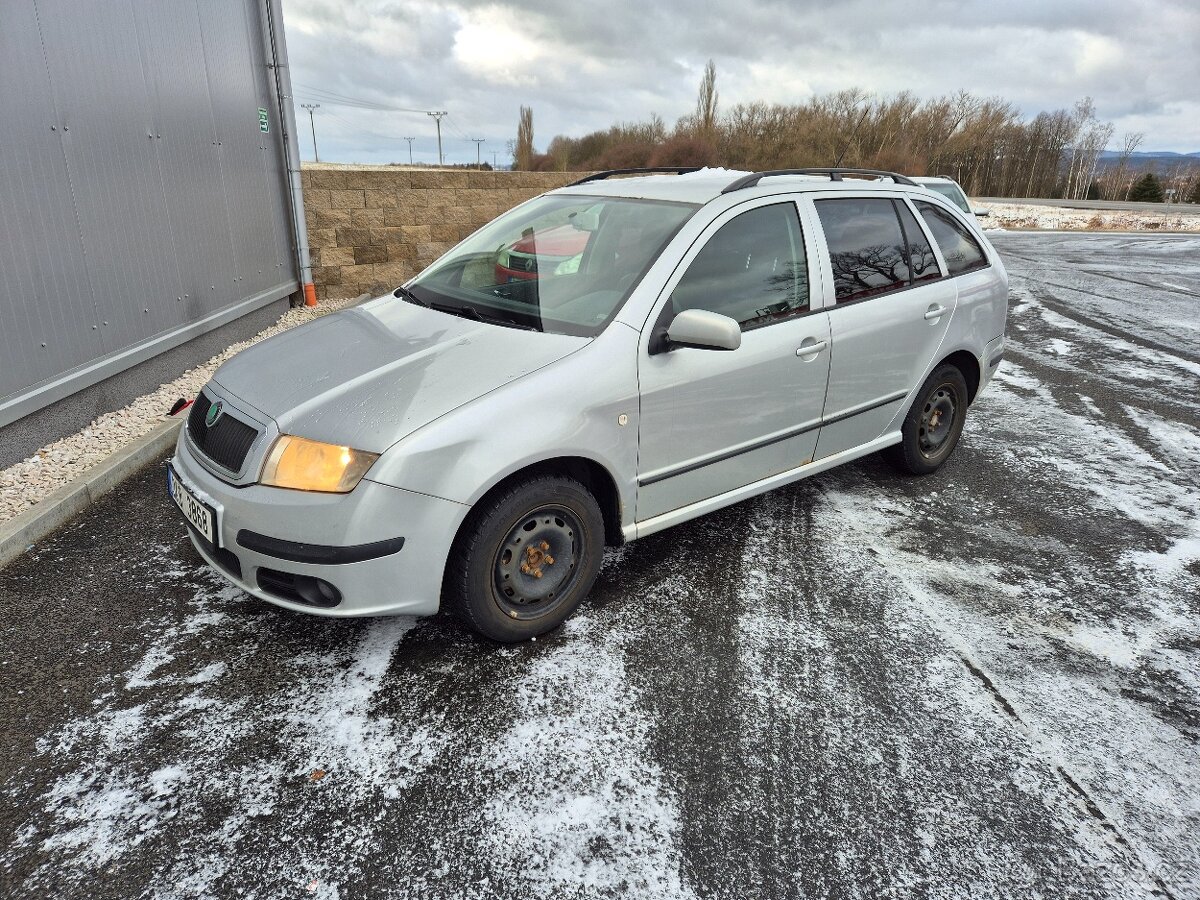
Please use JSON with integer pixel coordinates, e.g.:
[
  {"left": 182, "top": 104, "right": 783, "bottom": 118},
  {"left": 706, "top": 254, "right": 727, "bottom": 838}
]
[
  {"left": 935, "top": 348, "right": 982, "bottom": 403},
  {"left": 456, "top": 456, "right": 625, "bottom": 551}
]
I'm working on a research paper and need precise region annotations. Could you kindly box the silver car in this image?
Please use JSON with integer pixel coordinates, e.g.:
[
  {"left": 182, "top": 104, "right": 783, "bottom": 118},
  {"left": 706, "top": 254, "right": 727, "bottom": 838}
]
[
  {"left": 911, "top": 175, "right": 991, "bottom": 218},
  {"left": 168, "top": 167, "right": 1008, "bottom": 641}
]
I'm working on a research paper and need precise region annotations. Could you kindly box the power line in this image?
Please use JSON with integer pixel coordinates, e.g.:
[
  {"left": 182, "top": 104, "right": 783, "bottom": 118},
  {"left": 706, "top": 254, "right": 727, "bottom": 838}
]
[
  {"left": 297, "top": 95, "right": 486, "bottom": 165},
  {"left": 443, "top": 114, "right": 472, "bottom": 141},
  {"left": 322, "top": 110, "right": 429, "bottom": 151},
  {"left": 293, "top": 82, "right": 429, "bottom": 114},
  {"left": 294, "top": 82, "right": 443, "bottom": 116}
]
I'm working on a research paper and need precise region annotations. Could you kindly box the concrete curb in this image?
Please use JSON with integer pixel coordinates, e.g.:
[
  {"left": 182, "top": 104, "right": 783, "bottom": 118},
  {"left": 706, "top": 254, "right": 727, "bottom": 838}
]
[{"left": 0, "top": 417, "right": 183, "bottom": 569}]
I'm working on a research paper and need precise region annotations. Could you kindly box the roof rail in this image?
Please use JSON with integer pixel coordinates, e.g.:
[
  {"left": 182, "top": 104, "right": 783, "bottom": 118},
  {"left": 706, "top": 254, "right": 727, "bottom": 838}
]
[
  {"left": 567, "top": 167, "right": 705, "bottom": 187},
  {"left": 721, "top": 167, "right": 919, "bottom": 193}
]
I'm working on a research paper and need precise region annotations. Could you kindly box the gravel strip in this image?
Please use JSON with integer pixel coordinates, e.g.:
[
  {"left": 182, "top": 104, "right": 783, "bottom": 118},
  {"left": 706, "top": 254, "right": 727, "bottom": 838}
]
[
  {"left": 983, "top": 202, "right": 1200, "bottom": 232},
  {"left": 0, "top": 297, "right": 361, "bottom": 525}
]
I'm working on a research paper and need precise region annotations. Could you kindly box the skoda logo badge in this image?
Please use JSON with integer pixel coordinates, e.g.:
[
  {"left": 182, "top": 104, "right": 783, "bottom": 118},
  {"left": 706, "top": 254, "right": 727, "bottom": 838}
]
[{"left": 205, "top": 401, "right": 224, "bottom": 429}]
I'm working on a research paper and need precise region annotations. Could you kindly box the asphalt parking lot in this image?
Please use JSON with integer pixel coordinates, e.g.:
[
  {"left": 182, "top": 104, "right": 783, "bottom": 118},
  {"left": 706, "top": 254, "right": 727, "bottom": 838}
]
[{"left": 2, "top": 231, "right": 1198, "bottom": 900}]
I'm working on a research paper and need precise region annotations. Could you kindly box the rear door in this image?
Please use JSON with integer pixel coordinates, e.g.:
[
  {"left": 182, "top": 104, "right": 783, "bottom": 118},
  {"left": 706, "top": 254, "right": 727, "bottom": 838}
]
[
  {"left": 637, "top": 200, "right": 831, "bottom": 522},
  {"left": 808, "top": 194, "right": 958, "bottom": 459}
]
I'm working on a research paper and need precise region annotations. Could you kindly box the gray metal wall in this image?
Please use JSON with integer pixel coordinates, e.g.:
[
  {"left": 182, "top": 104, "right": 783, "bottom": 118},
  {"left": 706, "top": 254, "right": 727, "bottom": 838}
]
[{"left": 0, "top": 0, "right": 298, "bottom": 429}]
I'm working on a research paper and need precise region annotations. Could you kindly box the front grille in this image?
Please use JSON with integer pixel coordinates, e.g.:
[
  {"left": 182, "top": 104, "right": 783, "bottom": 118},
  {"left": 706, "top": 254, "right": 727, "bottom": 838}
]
[
  {"left": 509, "top": 252, "right": 537, "bottom": 273},
  {"left": 187, "top": 392, "right": 259, "bottom": 474}
]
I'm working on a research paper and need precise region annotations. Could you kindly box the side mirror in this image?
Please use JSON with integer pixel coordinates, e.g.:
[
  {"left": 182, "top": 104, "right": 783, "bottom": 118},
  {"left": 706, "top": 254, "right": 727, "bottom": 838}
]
[
  {"left": 665, "top": 308, "right": 741, "bottom": 352},
  {"left": 972, "top": 208, "right": 991, "bottom": 218}
]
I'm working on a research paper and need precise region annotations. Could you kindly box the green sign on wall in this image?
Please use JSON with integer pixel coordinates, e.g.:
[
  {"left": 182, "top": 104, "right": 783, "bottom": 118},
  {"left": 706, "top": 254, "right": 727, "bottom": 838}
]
[{"left": 258, "top": 107, "right": 269, "bottom": 133}]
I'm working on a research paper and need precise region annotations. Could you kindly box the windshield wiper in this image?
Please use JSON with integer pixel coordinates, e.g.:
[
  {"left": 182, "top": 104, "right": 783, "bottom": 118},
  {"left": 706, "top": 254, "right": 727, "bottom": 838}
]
[
  {"left": 393, "top": 285, "right": 428, "bottom": 307},
  {"left": 431, "top": 301, "right": 539, "bottom": 332}
]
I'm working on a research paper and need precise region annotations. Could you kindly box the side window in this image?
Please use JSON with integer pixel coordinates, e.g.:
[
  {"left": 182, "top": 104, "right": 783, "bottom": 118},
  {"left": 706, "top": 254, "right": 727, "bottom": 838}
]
[
  {"left": 815, "top": 199, "right": 912, "bottom": 303},
  {"left": 671, "top": 203, "right": 809, "bottom": 328},
  {"left": 895, "top": 202, "right": 942, "bottom": 284},
  {"left": 914, "top": 201, "right": 989, "bottom": 276}
]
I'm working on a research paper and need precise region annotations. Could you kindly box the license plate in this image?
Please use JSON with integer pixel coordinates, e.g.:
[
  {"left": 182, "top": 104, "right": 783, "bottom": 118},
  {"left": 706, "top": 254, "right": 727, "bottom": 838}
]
[{"left": 167, "top": 464, "right": 217, "bottom": 546}]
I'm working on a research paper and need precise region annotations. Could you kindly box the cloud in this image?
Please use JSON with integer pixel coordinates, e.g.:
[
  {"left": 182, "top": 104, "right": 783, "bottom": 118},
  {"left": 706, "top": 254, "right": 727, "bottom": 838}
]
[{"left": 284, "top": 0, "right": 1200, "bottom": 164}]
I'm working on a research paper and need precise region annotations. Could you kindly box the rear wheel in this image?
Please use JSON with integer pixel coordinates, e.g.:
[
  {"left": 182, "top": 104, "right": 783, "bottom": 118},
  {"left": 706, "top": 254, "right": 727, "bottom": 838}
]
[
  {"left": 886, "top": 364, "right": 969, "bottom": 475},
  {"left": 444, "top": 476, "right": 605, "bottom": 642}
]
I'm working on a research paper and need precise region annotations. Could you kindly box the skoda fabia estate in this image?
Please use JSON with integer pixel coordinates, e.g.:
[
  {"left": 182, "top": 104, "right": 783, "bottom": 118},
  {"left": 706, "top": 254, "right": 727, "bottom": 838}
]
[{"left": 168, "top": 167, "right": 1008, "bottom": 641}]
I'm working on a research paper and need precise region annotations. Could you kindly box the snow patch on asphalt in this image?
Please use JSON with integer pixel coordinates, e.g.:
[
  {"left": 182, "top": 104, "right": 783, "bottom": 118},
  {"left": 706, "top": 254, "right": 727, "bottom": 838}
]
[
  {"left": 9, "top": 545, "right": 692, "bottom": 898},
  {"left": 817, "top": 348, "right": 1200, "bottom": 892},
  {"left": 480, "top": 621, "right": 694, "bottom": 899},
  {"left": 9, "top": 550, "right": 432, "bottom": 896}
]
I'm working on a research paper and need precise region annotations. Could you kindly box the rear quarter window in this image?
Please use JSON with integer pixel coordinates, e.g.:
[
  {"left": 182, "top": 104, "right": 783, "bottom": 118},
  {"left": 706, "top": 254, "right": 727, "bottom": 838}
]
[{"left": 913, "top": 200, "right": 989, "bottom": 276}]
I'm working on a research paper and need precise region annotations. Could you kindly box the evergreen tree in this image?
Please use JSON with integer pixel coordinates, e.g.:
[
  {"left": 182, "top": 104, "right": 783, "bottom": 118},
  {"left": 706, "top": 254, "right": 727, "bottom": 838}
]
[
  {"left": 1085, "top": 180, "right": 1101, "bottom": 200},
  {"left": 1128, "top": 172, "right": 1165, "bottom": 203},
  {"left": 1188, "top": 179, "right": 1200, "bottom": 204}
]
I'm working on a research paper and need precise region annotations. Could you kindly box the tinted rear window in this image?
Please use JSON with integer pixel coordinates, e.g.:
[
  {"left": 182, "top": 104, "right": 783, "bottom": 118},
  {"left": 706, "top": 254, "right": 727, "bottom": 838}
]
[
  {"left": 914, "top": 201, "right": 988, "bottom": 276},
  {"left": 815, "top": 199, "right": 911, "bottom": 303}
]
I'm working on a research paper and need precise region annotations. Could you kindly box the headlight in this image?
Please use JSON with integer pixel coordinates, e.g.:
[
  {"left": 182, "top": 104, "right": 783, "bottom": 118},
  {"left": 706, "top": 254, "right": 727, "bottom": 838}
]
[{"left": 260, "top": 435, "right": 379, "bottom": 493}]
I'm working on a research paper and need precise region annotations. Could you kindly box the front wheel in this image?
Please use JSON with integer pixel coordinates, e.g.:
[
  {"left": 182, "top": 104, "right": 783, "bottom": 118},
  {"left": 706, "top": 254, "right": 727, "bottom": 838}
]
[
  {"left": 886, "top": 364, "right": 969, "bottom": 475},
  {"left": 443, "top": 476, "right": 605, "bottom": 642}
]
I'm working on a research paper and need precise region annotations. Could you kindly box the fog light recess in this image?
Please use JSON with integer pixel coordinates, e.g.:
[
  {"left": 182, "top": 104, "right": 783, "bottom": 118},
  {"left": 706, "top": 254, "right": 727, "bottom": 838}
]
[{"left": 256, "top": 568, "right": 343, "bottom": 608}]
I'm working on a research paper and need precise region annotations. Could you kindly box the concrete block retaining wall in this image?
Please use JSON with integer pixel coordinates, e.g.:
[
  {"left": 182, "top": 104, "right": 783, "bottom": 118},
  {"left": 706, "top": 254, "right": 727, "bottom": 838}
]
[{"left": 301, "top": 166, "right": 584, "bottom": 301}]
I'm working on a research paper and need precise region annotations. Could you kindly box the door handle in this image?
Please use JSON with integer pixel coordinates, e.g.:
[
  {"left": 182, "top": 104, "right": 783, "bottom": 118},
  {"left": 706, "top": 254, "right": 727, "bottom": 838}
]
[
  {"left": 796, "top": 340, "right": 828, "bottom": 356},
  {"left": 924, "top": 305, "right": 947, "bottom": 321}
]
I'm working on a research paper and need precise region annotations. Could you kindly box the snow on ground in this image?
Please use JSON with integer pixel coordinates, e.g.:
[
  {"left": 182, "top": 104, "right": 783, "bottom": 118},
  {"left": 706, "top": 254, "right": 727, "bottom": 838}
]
[
  {"left": 1, "top": 234, "right": 1197, "bottom": 899},
  {"left": 983, "top": 202, "right": 1200, "bottom": 232}
]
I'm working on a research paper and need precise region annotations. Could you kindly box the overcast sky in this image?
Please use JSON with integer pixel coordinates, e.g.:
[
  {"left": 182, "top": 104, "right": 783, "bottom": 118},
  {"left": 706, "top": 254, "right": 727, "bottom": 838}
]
[{"left": 283, "top": 0, "right": 1200, "bottom": 166}]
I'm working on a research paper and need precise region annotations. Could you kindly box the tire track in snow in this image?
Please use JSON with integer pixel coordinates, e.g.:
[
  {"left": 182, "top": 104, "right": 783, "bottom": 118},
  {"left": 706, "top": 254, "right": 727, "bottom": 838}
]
[{"left": 807, "top": 353, "right": 1200, "bottom": 894}]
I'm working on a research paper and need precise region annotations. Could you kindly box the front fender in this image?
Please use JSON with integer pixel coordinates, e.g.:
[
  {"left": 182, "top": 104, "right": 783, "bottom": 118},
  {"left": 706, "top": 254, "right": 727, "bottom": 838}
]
[{"left": 364, "top": 324, "right": 641, "bottom": 527}]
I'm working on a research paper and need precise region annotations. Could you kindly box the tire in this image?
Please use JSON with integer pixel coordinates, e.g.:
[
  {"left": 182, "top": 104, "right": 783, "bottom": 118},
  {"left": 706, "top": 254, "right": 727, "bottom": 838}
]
[
  {"left": 443, "top": 475, "right": 605, "bottom": 642},
  {"left": 886, "top": 364, "right": 969, "bottom": 476}
]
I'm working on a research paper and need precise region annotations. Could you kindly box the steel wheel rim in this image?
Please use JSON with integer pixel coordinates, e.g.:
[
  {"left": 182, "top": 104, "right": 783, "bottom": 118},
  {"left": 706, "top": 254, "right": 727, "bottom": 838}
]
[
  {"left": 918, "top": 383, "right": 958, "bottom": 457},
  {"left": 492, "top": 505, "right": 582, "bottom": 620}
]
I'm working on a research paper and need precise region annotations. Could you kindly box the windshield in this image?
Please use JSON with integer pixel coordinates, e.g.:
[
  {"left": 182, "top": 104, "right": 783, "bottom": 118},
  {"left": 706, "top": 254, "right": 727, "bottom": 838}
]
[
  {"left": 922, "top": 182, "right": 972, "bottom": 214},
  {"left": 407, "top": 194, "right": 697, "bottom": 337}
]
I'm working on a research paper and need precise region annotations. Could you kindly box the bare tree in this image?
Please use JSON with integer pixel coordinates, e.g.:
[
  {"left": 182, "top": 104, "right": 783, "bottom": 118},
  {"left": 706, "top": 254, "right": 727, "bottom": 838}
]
[
  {"left": 540, "top": 81, "right": 1121, "bottom": 201},
  {"left": 696, "top": 60, "right": 719, "bottom": 138},
  {"left": 515, "top": 106, "right": 534, "bottom": 171},
  {"left": 1107, "top": 131, "right": 1144, "bottom": 199}
]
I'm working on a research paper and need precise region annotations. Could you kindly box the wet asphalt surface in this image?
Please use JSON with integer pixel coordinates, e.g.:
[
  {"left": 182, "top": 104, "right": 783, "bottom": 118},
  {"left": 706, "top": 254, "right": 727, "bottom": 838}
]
[{"left": 1, "top": 232, "right": 1198, "bottom": 900}]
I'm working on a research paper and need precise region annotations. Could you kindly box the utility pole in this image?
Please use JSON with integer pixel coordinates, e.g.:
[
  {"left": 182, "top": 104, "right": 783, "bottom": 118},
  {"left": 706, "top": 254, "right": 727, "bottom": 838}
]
[
  {"left": 471, "top": 138, "right": 485, "bottom": 169},
  {"left": 403, "top": 136, "right": 415, "bottom": 165},
  {"left": 300, "top": 103, "right": 320, "bottom": 162},
  {"left": 427, "top": 111, "right": 448, "bottom": 166}
]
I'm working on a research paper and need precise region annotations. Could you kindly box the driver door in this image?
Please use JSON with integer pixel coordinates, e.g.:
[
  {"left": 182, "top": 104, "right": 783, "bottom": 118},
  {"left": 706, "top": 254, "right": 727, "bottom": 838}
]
[{"left": 636, "top": 200, "right": 831, "bottom": 522}]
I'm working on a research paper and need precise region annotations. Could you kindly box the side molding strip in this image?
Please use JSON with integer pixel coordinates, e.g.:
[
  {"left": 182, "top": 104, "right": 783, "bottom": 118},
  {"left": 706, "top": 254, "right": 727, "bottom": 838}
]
[{"left": 637, "top": 389, "right": 909, "bottom": 487}]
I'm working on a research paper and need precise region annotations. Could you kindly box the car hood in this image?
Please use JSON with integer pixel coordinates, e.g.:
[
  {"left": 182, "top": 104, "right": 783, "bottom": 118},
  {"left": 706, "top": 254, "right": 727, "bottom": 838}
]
[{"left": 211, "top": 298, "right": 589, "bottom": 453}]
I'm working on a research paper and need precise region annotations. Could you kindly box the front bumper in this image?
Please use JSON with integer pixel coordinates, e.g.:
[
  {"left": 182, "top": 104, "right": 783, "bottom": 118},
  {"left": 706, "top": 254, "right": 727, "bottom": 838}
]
[{"left": 170, "top": 431, "right": 468, "bottom": 617}]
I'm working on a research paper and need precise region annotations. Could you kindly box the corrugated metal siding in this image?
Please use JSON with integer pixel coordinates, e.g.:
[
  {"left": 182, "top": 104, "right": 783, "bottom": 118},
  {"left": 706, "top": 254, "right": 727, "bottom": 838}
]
[{"left": 0, "top": 0, "right": 298, "bottom": 427}]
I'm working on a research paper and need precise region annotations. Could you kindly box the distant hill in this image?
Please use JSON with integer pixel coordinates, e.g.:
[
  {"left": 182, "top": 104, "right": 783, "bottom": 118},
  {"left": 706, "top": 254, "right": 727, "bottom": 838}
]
[
  {"left": 1093, "top": 149, "right": 1200, "bottom": 173},
  {"left": 1098, "top": 150, "right": 1200, "bottom": 160}
]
